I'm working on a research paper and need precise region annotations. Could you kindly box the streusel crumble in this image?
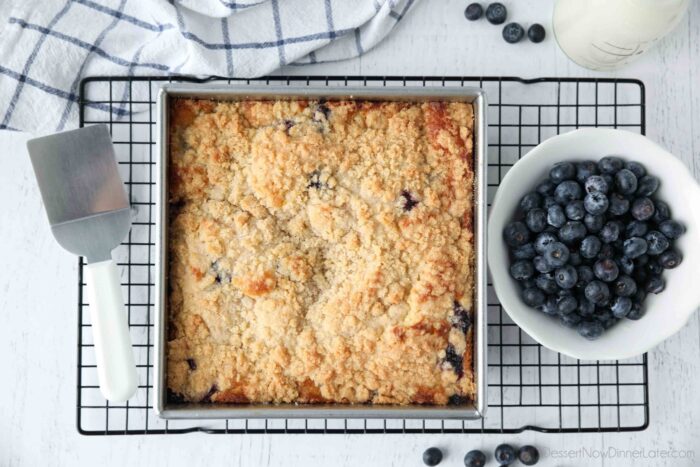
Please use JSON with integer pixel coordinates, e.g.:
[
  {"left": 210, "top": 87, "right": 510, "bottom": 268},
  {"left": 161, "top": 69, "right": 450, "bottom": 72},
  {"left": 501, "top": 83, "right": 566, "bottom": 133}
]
[{"left": 166, "top": 97, "right": 476, "bottom": 405}]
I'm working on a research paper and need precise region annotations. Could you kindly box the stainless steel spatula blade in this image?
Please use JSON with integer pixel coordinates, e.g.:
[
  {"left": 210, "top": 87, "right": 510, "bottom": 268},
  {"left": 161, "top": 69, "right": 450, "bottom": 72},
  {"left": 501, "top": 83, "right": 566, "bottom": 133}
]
[
  {"left": 28, "top": 124, "right": 131, "bottom": 262},
  {"left": 27, "top": 124, "right": 137, "bottom": 402}
]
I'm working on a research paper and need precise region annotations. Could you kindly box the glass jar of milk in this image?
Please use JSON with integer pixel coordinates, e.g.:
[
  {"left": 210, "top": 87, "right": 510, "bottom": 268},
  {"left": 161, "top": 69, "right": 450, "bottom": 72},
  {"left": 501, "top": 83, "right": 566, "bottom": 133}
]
[{"left": 553, "top": 0, "right": 690, "bottom": 71}]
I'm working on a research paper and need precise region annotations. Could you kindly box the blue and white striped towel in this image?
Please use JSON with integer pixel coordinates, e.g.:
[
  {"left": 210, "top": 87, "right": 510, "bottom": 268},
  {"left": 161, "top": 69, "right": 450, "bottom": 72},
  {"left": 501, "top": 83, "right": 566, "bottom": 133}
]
[{"left": 0, "top": 0, "right": 418, "bottom": 133}]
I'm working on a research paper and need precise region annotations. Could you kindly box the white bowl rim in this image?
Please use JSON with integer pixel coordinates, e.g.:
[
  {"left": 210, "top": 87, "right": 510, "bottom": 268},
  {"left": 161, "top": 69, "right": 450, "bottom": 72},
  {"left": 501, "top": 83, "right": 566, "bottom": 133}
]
[{"left": 488, "top": 128, "right": 700, "bottom": 361}]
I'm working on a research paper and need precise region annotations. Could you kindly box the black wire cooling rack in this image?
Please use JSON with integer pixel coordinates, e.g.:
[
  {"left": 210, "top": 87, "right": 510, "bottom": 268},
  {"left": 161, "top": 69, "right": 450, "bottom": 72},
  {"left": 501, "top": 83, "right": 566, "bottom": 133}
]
[{"left": 77, "top": 75, "right": 649, "bottom": 435}]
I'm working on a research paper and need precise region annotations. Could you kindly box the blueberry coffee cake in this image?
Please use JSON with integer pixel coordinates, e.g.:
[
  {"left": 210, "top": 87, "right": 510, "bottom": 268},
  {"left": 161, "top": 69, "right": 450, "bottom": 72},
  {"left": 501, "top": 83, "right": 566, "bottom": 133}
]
[{"left": 166, "top": 97, "right": 476, "bottom": 405}]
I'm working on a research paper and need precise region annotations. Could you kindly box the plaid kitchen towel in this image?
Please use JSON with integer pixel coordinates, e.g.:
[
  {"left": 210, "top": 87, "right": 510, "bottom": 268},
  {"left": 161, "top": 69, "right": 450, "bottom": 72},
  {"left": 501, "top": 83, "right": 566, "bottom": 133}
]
[{"left": 0, "top": 0, "right": 418, "bottom": 133}]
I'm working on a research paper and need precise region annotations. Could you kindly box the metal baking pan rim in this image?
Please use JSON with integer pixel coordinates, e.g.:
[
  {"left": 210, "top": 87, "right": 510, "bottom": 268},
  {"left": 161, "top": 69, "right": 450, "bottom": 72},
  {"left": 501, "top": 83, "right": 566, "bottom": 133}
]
[{"left": 153, "top": 83, "right": 488, "bottom": 420}]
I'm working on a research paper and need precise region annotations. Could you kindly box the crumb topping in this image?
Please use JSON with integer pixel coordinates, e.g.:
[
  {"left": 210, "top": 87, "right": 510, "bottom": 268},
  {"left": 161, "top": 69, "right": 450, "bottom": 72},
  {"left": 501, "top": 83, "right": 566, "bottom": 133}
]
[{"left": 167, "top": 98, "right": 475, "bottom": 405}]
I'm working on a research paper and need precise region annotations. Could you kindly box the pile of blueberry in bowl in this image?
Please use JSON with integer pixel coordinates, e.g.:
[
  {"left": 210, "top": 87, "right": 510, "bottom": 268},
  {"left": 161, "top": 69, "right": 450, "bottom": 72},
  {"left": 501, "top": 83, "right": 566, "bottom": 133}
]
[{"left": 503, "top": 156, "right": 685, "bottom": 340}]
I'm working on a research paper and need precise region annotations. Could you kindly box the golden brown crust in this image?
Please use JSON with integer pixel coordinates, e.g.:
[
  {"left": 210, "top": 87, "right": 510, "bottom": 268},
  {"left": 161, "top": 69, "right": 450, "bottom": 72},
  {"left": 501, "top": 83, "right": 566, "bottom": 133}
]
[{"left": 166, "top": 97, "right": 476, "bottom": 405}]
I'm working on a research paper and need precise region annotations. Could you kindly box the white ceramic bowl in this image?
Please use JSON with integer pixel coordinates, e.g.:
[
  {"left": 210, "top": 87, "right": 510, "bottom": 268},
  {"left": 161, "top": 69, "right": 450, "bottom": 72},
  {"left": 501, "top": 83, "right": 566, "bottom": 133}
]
[{"left": 488, "top": 128, "right": 700, "bottom": 361}]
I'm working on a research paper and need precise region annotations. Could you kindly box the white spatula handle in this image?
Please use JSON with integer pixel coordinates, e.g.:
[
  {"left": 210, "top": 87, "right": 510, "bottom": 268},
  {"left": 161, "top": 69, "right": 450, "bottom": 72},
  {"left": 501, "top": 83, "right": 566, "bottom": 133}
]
[{"left": 85, "top": 260, "right": 138, "bottom": 402}]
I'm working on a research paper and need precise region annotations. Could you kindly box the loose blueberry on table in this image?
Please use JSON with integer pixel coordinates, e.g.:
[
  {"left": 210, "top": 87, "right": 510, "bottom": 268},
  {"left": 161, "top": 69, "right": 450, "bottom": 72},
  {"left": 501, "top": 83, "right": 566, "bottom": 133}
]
[
  {"left": 494, "top": 444, "right": 517, "bottom": 465},
  {"left": 423, "top": 447, "right": 443, "bottom": 466},
  {"left": 464, "top": 2, "right": 484, "bottom": 21},
  {"left": 504, "top": 157, "right": 684, "bottom": 340},
  {"left": 464, "top": 450, "right": 486, "bottom": 467},
  {"left": 502, "top": 23, "right": 525, "bottom": 43},
  {"left": 485, "top": 2, "right": 507, "bottom": 24},
  {"left": 518, "top": 445, "right": 540, "bottom": 465},
  {"left": 527, "top": 24, "right": 546, "bottom": 43}
]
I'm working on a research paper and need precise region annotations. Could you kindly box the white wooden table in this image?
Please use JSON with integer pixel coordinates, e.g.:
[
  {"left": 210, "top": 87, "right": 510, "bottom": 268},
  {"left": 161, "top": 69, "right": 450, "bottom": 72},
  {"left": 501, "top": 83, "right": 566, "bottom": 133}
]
[{"left": 1, "top": 1, "right": 699, "bottom": 465}]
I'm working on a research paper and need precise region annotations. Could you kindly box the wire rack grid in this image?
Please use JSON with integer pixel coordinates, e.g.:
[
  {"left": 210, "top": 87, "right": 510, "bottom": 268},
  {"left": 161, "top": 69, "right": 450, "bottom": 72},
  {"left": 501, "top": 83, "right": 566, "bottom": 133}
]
[{"left": 77, "top": 75, "right": 649, "bottom": 435}]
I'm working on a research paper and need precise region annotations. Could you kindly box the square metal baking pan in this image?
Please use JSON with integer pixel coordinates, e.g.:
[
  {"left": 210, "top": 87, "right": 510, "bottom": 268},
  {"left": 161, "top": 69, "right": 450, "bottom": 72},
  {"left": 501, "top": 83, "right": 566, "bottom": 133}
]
[{"left": 154, "top": 83, "right": 488, "bottom": 420}]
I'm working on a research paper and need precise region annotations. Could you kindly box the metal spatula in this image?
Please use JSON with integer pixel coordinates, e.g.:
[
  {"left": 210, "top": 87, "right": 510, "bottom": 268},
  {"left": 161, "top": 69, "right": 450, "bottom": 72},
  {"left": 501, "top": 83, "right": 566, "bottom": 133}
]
[{"left": 28, "top": 124, "right": 137, "bottom": 402}]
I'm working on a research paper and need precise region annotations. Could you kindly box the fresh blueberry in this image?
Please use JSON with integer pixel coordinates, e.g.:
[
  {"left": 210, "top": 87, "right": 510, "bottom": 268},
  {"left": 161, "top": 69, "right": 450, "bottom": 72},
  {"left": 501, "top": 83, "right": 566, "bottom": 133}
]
[
  {"left": 598, "top": 243, "right": 615, "bottom": 259},
  {"left": 510, "top": 260, "right": 535, "bottom": 281},
  {"left": 512, "top": 242, "right": 536, "bottom": 260},
  {"left": 627, "top": 302, "right": 646, "bottom": 320},
  {"left": 633, "top": 266, "right": 648, "bottom": 284},
  {"left": 584, "top": 213, "right": 605, "bottom": 233},
  {"left": 594, "top": 258, "right": 619, "bottom": 282},
  {"left": 557, "top": 294, "right": 578, "bottom": 314},
  {"left": 504, "top": 221, "right": 531, "bottom": 247},
  {"left": 559, "top": 221, "right": 587, "bottom": 244},
  {"left": 565, "top": 200, "right": 585, "bottom": 220},
  {"left": 464, "top": 450, "right": 487, "bottom": 467},
  {"left": 543, "top": 241, "right": 570, "bottom": 268},
  {"left": 596, "top": 309, "right": 614, "bottom": 322},
  {"left": 584, "top": 192, "right": 609, "bottom": 215},
  {"left": 525, "top": 208, "right": 547, "bottom": 233},
  {"left": 625, "top": 221, "right": 648, "bottom": 238},
  {"left": 614, "top": 168, "right": 638, "bottom": 195},
  {"left": 502, "top": 22, "right": 525, "bottom": 43},
  {"left": 602, "top": 316, "right": 620, "bottom": 329},
  {"left": 580, "top": 235, "right": 602, "bottom": 259},
  {"left": 464, "top": 3, "right": 484, "bottom": 20},
  {"left": 534, "top": 231, "right": 558, "bottom": 254},
  {"left": 538, "top": 295, "right": 559, "bottom": 315},
  {"left": 647, "top": 259, "right": 663, "bottom": 276},
  {"left": 547, "top": 204, "right": 567, "bottom": 228},
  {"left": 576, "top": 160, "right": 599, "bottom": 183},
  {"left": 569, "top": 251, "right": 582, "bottom": 266},
  {"left": 623, "top": 237, "right": 648, "bottom": 259},
  {"left": 549, "top": 161, "right": 576, "bottom": 183},
  {"left": 519, "top": 192, "right": 542, "bottom": 212},
  {"left": 635, "top": 254, "right": 650, "bottom": 267},
  {"left": 527, "top": 23, "right": 546, "bottom": 43},
  {"left": 617, "top": 257, "right": 634, "bottom": 276},
  {"left": 602, "top": 173, "right": 615, "bottom": 189},
  {"left": 577, "top": 320, "right": 604, "bottom": 340},
  {"left": 599, "top": 221, "right": 621, "bottom": 243},
  {"left": 659, "top": 220, "right": 684, "bottom": 239},
  {"left": 611, "top": 296, "right": 632, "bottom": 318},
  {"left": 560, "top": 312, "right": 582, "bottom": 328},
  {"left": 533, "top": 256, "right": 553, "bottom": 273},
  {"left": 625, "top": 161, "right": 646, "bottom": 178},
  {"left": 535, "top": 273, "right": 559, "bottom": 294},
  {"left": 577, "top": 265, "right": 595, "bottom": 283},
  {"left": 578, "top": 298, "right": 596, "bottom": 316},
  {"left": 494, "top": 444, "right": 517, "bottom": 466},
  {"left": 598, "top": 156, "right": 624, "bottom": 174},
  {"left": 646, "top": 276, "right": 665, "bottom": 294},
  {"left": 523, "top": 287, "right": 546, "bottom": 307},
  {"left": 652, "top": 200, "right": 670, "bottom": 224},
  {"left": 585, "top": 280, "right": 611, "bottom": 305},
  {"left": 631, "top": 197, "right": 655, "bottom": 221},
  {"left": 584, "top": 175, "right": 610, "bottom": 194},
  {"left": 613, "top": 275, "right": 637, "bottom": 297},
  {"left": 543, "top": 196, "right": 558, "bottom": 209},
  {"left": 485, "top": 2, "right": 507, "bottom": 24},
  {"left": 518, "top": 445, "right": 540, "bottom": 466},
  {"left": 658, "top": 249, "right": 682, "bottom": 269},
  {"left": 636, "top": 175, "right": 660, "bottom": 197},
  {"left": 645, "top": 231, "right": 669, "bottom": 256},
  {"left": 537, "top": 180, "right": 556, "bottom": 196},
  {"left": 555, "top": 180, "right": 583, "bottom": 204},
  {"left": 423, "top": 447, "right": 443, "bottom": 466},
  {"left": 607, "top": 192, "right": 630, "bottom": 216},
  {"left": 522, "top": 278, "right": 537, "bottom": 289},
  {"left": 632, "top": 288, "right": 647, "bottom": 304},
  {"left": 555, "top": 265, "right": 578, "bottom": 289}
]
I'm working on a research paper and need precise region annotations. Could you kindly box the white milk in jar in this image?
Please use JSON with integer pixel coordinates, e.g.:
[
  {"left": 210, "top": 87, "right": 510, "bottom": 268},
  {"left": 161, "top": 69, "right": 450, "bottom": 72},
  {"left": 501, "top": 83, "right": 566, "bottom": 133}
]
[{"left": 553, "top": 0, "right": 690, "bottom": 71}]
